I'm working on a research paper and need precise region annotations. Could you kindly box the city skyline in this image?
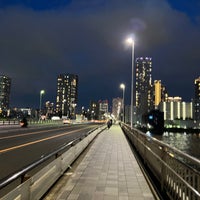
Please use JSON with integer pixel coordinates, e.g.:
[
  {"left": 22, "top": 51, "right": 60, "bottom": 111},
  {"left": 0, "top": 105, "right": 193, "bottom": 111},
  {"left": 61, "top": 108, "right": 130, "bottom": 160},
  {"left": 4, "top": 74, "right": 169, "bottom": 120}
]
[
  {"left": 0, "top": 0, "right": 199, "bottom": 108},
  {"left": 2, "top": 61, "right": 198, "bottom": 111}
]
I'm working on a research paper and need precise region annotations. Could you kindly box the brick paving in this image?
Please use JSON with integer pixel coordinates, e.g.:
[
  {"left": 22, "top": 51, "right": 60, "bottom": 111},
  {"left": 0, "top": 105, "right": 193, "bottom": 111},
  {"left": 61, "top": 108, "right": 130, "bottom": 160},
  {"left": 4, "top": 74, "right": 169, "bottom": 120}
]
[{"left": 44, "top": 124, "right": 155, "bottom": 200}]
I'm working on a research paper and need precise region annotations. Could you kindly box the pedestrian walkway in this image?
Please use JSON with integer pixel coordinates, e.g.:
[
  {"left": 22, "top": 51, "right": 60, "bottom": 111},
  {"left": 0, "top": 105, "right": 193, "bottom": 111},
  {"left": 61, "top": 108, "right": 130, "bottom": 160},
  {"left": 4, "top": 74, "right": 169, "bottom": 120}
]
[{"left": 44, "top": 124, "right": 155, "bottom": 200}]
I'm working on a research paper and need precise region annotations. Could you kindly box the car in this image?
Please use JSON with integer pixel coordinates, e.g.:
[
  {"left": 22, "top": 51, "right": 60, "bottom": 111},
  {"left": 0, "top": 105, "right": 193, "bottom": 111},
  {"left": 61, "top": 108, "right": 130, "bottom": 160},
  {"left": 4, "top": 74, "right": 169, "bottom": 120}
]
[{"left": 63, "top": 119, "right": 71, "bottom": 124}]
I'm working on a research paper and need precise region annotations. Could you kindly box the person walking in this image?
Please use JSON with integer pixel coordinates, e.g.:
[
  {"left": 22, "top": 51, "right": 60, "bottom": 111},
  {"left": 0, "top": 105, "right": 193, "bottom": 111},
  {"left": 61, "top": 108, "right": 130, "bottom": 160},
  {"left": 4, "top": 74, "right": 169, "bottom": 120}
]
[{"left": 107, "top": 119, "right": 112, "bottom": 129}]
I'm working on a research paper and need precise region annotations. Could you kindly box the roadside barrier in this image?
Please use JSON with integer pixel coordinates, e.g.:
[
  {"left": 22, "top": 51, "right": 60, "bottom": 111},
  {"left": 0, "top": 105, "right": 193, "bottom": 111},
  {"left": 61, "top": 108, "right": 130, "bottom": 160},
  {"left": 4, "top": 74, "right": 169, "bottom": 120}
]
[{"left": 0, "top": 124, "right": 107, "bottom": 199}]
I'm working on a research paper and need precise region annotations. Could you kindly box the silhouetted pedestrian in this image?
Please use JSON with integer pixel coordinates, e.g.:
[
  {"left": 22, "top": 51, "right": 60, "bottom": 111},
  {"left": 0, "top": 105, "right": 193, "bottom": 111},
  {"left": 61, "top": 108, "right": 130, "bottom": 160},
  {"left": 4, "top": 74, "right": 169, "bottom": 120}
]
[
  {"left": 20, "top": 117, "right": 28, "bottom": 127},
  {"left": 107, "top": 119, "right": 112, "bottom": 129}
]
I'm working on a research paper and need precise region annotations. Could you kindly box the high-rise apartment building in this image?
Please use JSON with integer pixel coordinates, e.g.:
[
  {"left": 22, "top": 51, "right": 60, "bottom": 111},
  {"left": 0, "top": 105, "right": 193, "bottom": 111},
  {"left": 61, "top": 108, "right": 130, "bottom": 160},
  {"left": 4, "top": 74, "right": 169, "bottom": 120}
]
[
  {"left": 88, "top": 100, "right": 109, "bottom": 120},
  {"left": 89, "top": 101, "right": 99, "bottom": 120},
  {"left": 45, "top": 101, "right": 54, "bottom": 119},
  {"left": 112, "top": 97, "right": 122, "bottom": 120},
  {"left": 0, "top": 75, "right": 11, "bottom": 111},
  {"left": 135, "top": 57, "right": 153, "bottom": 118},
  {"left": 56, "top": 74, "right": 78, "bottom": 118},
  {"left": 194, "top": 77, "right": 200, "bottom": 120},
  {"left": 154, "top": 80, "right": 161, "bottom": 107},
  {"left": 99, "top": 100, "right": 109, "bottom": 120},
  {"left": 154, "top": 80, "right": 168, "bottom": 108}
]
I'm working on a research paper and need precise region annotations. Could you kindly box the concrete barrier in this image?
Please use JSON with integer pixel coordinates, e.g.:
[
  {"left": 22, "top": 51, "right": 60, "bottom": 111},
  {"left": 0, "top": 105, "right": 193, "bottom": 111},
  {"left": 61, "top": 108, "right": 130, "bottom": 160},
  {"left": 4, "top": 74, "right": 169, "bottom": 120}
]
[{"left": 0, "top": 125, "right": 106, "bottom": 200}]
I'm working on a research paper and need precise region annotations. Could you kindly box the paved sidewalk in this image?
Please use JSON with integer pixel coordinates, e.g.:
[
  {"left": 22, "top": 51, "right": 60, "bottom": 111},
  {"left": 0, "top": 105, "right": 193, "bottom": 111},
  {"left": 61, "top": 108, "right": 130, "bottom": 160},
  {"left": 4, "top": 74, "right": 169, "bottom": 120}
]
[{"left": 44, "top": 124, "right": 155, "bottom": 200}]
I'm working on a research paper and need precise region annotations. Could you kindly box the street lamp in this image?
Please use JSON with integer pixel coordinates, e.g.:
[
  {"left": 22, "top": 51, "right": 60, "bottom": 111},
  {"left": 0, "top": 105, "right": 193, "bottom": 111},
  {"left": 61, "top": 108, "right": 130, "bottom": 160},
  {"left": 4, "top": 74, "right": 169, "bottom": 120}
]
[
  {"left": 126, "top": 37, "right": 134, "bottom": 128},
  {"left": 39, "top": 90, "right": 45, "bottom": 114},
  {"left": 120, "top": 83, "right": 125, "bottom": 122}
]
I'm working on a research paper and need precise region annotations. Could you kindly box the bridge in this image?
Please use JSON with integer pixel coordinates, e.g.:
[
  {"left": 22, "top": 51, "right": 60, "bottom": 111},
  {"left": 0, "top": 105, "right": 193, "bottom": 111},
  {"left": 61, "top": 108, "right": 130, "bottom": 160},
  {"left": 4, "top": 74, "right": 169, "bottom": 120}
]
[{"left": 0, "top": 121, "right": 200, "bottom": 200}]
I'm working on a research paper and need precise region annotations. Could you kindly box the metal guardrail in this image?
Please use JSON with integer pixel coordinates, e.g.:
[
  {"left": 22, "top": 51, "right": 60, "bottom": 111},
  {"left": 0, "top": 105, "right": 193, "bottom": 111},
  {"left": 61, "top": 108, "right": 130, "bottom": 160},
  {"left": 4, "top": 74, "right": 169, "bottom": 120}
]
[
  {"left": 121, "top": 123, "right": 200, "bottom": 200},
  {"left": 0, "top": 124, "right": 107, "bottom": 199},
  {"left": 0, "top": 120, "right": 20, "bottom": 125},
  {"left": 0, "top": 119, "right": 91, "bottom": 126},
  {"left": 0, "top": 119, "right": 63, "bottom": 126}
]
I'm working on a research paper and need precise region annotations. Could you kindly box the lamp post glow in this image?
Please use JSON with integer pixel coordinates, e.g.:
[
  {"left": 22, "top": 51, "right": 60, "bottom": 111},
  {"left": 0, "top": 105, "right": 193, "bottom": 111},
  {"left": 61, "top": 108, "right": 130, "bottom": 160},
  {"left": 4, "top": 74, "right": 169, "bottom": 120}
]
[
  {"left": 126, "top": 37, "right": 134, "bottom": 128},
  {"left": 39, "top": 90, "right": 45, "bottom": 114},
  {"left": 120, "top": 83, "right": 125, "bottom": 122}
]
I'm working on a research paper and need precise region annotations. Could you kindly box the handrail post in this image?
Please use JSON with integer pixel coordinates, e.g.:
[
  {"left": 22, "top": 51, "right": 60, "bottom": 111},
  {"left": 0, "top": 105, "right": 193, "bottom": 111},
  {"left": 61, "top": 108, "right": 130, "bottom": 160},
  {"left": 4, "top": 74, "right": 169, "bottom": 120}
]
[{"left": 160, "top": 146, "right": 167, "bottom": 191}]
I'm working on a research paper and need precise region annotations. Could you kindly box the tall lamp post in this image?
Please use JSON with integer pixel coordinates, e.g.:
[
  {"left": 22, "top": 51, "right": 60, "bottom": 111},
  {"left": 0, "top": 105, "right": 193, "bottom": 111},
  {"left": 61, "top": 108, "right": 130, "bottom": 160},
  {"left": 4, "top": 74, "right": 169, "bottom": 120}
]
[
  {"left": 126, "top": 38, "right": 134, "bottom": 128},
  {"left": 120, "top": 83, "right": 125, "bottom": 123},
  {"left": 39, "top": 90, "right": 45, "bottom": 115}
]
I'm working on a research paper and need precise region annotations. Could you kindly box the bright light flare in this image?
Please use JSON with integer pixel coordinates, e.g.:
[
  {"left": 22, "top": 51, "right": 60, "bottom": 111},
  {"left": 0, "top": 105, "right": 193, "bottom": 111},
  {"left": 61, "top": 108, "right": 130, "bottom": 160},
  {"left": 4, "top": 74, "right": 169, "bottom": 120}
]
[
  {"left": 120, "top": 83, "right": 125, "bottom": 89},
  {"left": 126, "top": 38, "right": 134, "bottom": 45},
  {"left": 40, "top": 90, "right": 45, "bottom": 95}
]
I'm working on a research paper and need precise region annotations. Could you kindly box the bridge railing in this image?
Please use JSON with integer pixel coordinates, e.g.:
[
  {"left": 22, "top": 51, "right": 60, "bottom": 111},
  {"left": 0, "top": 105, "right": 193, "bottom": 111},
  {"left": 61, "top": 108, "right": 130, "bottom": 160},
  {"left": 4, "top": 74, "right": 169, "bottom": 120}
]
[
  {"left": 0, "top": 124, "right": 107, "bottom": 199},
  {"left": 0, "top": 119, "right": 62, "bottom": 126},
  {"left": 0, "top": 120, "right": 20, "bottom": 125},
  {"left": 121, "top": 123, "right": 200, "bottom": 200},
  {"left": 0, "top": 119, "right": 90, "bottom": 126}
]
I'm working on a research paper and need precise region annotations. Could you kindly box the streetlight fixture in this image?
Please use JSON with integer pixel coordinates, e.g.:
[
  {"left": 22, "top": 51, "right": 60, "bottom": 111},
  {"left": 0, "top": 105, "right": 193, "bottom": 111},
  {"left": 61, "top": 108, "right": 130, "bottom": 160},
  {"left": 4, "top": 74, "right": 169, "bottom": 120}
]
[
  {"left": 126, "top": 37, "right": 134, "bottom": 128},
  {"left": 39, "top": 90, "right": 45, "bottom": 115},
  {"left": 120, "top": 83, "right": 125, "bottom": 123}
]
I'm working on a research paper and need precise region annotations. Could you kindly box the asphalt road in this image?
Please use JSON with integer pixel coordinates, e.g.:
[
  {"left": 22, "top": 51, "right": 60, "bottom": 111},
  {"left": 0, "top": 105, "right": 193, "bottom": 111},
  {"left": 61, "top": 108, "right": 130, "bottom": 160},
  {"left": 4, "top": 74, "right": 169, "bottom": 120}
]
[{"left": 0, "top": 122, "right": 101, "bottom": 181}]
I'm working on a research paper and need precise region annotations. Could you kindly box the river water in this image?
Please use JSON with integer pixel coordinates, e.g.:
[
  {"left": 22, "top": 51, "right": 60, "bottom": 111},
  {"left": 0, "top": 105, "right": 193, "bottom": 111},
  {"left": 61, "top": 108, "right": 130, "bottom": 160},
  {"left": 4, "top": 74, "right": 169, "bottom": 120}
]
[{"left": 152, "top": 132, "right": 200, "bottom": 160}]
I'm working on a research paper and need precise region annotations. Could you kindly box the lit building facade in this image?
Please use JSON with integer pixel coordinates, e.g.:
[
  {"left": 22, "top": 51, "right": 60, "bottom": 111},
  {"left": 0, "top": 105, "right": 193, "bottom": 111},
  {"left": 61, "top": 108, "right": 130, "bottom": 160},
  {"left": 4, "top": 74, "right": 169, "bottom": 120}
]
[
  {"left": 0, "top": 75, "right": 11, "bottom": 111},
  {"left": 159, "top": 97, "right": 193, "bottom": 120},
  {"left": 99, "top": 100, "right": 108, "bottom": 113},
  {"left": 112, "top": 97, "right": 122, "bottom": 120},
  {"left": 89, "top": 101, "right": 99, "bottom": 120},
  {"left": 45, "top": 101, "right": 54, "bottom": 119},
  {"left": 99, "top": 100, "right": 109, "bottom": 120},
  {"left": 88, "top": 100, "right": 109, "bottom": 120},
  {"left": 154, "top": 80, "right": 168, "bottom": 108},
  {"left": 194, "top": 77, "right": 200, "bottom": 120},
  {"left": 56, "top": 74, "right": 78, "bottom": 118},
  {"left": 154, "top": 80, "right": 161, "bottom": 107},
  {"left": 135, "top": 57, "right": 153, "bottom": 119}
]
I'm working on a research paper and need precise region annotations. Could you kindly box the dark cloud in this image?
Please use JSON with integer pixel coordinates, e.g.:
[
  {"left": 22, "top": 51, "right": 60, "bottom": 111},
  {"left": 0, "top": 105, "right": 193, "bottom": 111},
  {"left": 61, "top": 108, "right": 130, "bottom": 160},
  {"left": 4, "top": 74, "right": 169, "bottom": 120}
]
[{"left": 0, "top": 0, "right": 199, "bottom": 108}]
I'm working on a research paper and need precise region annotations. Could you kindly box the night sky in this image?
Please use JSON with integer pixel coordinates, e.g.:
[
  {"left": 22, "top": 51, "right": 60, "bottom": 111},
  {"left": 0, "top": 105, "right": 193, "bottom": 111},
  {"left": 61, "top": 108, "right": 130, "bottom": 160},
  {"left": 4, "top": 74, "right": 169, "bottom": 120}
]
[{"left": 0, "top": 0, "right": 199, "bottom": 110}]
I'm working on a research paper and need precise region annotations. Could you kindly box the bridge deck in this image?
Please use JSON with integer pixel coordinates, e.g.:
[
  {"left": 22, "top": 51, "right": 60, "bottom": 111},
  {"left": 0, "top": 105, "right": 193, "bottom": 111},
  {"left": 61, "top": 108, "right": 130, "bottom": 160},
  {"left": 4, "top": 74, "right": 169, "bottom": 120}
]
[{"left": 44, "top": 124, "right": 155, "bottom": 200}]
